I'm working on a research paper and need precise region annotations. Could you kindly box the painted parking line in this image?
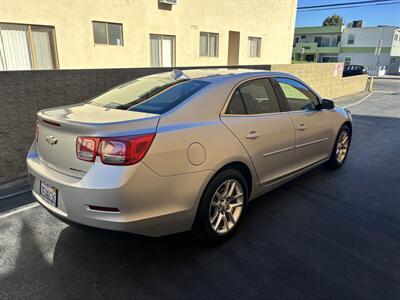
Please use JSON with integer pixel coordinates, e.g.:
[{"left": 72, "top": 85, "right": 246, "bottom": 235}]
[
  {"left": 344, "top": 92, "right": 374, "bottom": 108},
  {"left": 0, "top": 202, "right": 39, "bottom": 219}
]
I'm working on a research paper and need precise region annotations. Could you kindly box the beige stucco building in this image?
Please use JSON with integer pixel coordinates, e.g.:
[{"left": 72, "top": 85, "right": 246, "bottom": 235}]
[{"left": 0, "top": 0, "right": 297, "bottom": 70}]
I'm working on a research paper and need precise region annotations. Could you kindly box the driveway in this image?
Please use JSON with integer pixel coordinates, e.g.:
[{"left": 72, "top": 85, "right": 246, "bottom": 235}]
[{"left": 1, "top": 79, "right": 400, "bottom": 299}]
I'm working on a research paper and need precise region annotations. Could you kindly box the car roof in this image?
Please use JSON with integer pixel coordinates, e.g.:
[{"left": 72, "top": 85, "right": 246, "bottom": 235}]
[{"left": 146, "top": 68, "right": 296, "bottom": 83}]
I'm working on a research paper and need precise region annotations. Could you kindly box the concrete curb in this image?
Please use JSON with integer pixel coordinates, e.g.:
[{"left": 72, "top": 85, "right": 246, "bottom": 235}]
[{"left": 375, "top": 76, "right": 400, "bottom": 80}]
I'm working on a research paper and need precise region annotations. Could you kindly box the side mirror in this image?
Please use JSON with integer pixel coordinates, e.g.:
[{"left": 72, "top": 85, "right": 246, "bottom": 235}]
[{"left": 318, "top": 99, "right": 335, "bottom": 110}]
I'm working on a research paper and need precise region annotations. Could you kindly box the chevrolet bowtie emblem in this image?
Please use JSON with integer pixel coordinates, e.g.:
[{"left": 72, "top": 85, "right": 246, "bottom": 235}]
[{"left": 45, "top": 136, "right": 58, "bottom": 146}]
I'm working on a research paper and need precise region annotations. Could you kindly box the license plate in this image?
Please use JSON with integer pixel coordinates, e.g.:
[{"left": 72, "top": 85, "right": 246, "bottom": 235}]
[{"left": 40, "top": 181, "right": 58, "bottom": 207}]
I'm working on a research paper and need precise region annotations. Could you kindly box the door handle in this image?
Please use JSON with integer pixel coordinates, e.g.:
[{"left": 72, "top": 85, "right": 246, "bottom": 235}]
[
  {"left": 297, "top": 123, "right": 307, "bottom": 131},
  {"left": 246, "top": 131, "right": 260, "bottom": 140}
]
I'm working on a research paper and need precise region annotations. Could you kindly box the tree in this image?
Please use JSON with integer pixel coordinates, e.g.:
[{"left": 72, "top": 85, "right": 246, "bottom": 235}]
[{"left": 322, "top": 15, "right": 344, "bottom": 26}]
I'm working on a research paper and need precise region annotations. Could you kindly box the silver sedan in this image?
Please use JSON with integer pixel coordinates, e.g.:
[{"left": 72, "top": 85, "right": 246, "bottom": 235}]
[{"left": 27, "top": 69, "right": 352, "bottom": 243}]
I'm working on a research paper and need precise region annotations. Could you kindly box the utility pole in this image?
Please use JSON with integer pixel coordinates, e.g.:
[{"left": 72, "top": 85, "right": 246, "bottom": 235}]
[{"left": 373, "top": 39, "right": 383, "bottom": 76}]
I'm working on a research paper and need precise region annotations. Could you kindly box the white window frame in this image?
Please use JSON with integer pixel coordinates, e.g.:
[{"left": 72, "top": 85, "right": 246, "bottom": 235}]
[
  {"left": 344, "top": 56, "right": 352, "bottom": 66},
  {"left": 149, "top": 34, "right": 176, "bottom": 67},
  {"left": 248, "top": 36, "right": 261, "bottom": 58},
  {"left": 199, "top": 32, "right": 219, "bottom": 57}
]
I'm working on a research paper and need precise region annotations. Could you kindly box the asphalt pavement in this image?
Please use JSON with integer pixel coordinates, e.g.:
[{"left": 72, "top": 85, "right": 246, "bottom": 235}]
[{"left": 1, "top": 78, "right": 400, "bottom": 299}]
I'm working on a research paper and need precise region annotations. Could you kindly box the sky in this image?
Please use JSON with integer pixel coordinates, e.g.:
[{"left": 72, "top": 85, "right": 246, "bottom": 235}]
[{"left": 296, "top": 0, "right": 400, "bottom": 27}]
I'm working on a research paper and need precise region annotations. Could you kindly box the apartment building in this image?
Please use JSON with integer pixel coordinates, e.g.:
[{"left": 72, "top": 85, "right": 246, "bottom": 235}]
[
  {"left": 339, "top": 26, "right": 400, "bottom": 75},
  {"left": 292, "top": 24, "right": 343, "bottom": 63},
  {"left": 0, "top": 0, "right": 297, "bottom": 71},
  {"left": 293, "top": 22, "right": 400, "bottom": 75}
]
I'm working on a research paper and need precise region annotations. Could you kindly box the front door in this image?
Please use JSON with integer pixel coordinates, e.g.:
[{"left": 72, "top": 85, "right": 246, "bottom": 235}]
[
  {"left": 221, "top": 77, "right": 295, "bottom": 185},
  {"left": 227, "top": 31, "right": 240, "bottom": 66},
  {"left": 273, "top": 77, "right": 334, "bottom": 171}
]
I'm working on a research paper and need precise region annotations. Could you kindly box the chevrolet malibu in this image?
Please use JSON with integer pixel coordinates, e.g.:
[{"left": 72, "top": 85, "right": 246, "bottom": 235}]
[{"left": 27, "top": 69, "right": 352, "bottom": 242}]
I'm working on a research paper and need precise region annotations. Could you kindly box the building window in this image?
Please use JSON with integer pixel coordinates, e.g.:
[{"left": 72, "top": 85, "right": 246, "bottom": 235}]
[
  {"left": 248, "top": 37, "right": 261, "bottom": 58},
  {"left": 344, "top": 57, "right": 352, "bottom": 66},
  {"left": 0, "top": 23, "right": 58, "bottom": 71},
  {"left": 394, "top": 34, "right": 399, "bottom": 41},
  {"left": 150, "top": 34, "right": 175, "bottom": 67},
  {"left": 314, "top": 36, "right": 331, "bottom": 47},
  {"left": 390, "top": 57, "right": 396, "bottom": 64},
  {"left": 92, "top": 21, "right": 123, "bottom": 46},
  {"left": 347, "top": 34, "right": 355, "bottom": 45},
  {"left": 199, "top": 32, "right": 218, "bottom": 57}
]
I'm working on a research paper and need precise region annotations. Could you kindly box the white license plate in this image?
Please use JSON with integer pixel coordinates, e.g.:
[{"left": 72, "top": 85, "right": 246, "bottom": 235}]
[{"left": 40, "top": 181, "right": 58, "bottom": 207}]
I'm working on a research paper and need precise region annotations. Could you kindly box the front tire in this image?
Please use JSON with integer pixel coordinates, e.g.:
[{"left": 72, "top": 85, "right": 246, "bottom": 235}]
[
  {"left": 193, "top": 169, "right": 248, "bottom": 243},
  {"left": 327, "top": 125, "right": 351, "bottom": 169}
]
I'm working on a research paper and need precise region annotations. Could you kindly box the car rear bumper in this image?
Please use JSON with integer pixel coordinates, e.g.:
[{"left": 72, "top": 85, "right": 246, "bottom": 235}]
[{"left": 27, "top": 143, "right": 213, "bottom": 237}]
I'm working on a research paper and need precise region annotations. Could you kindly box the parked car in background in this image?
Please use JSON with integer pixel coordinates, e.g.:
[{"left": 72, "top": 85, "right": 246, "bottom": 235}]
[
  {"left": 27, "top": 69, "right": 352, "bottom": 243},
  {"left": 343, "top": 65, "right": 368, "bottom": 77}
]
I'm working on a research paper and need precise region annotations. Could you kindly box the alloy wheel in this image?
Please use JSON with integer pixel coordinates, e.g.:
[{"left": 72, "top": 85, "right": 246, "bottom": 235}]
[
  {"left": 336, "top": 130, "right": 349, "bottom": 163},
  {"left": 209, "top": 179, "right": 244, "bottom": 234}
]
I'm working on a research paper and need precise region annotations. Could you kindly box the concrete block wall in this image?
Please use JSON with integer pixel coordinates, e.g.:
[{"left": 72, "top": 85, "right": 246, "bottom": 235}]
[
  {"left": 270, "top": 63, "right": 368, "bottom": 99},
  {"left": 0, "top": 65, "right": 270, "bottom": 185},
  {"left": 0, "top": 63, "right": 368, "bottom": 185}
]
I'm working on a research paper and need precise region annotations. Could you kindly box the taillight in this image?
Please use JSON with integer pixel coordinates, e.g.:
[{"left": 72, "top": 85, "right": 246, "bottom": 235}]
[
  {"left": 35, "top": 121, "right": 40, "bottom": 141},
  {"left": 76, "top": 137, "right": 100, "bottom": 162},
  {"left": 76, "top": 134, "right": 155, "bottom": 165}
]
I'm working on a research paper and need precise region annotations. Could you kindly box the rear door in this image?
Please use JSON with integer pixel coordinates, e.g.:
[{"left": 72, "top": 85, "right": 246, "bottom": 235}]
[
  {"left": 273, "top": 77, "right": 334, "bottom": 171},
  {"left": 220, "top": 77, "right": 295, "bottom": 185}
]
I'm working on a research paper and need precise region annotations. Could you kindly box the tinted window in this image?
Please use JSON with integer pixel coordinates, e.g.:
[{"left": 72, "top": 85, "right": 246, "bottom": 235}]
[
  {"left": 275, "top": 77, "right": 318, "bottom": 111},
  {"left": 89, "top": 77, "right": 209, "bottom": 114},
  {"left": 226, "top": 90, "right": 246, "bottom": 114},
  {"left": 226, "top": 78, "right": 281, "bottom": 115}
]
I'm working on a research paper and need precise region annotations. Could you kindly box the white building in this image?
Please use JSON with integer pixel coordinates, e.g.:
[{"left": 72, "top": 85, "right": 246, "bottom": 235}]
[{"left": 339, "top": 26, "right": 400, "bottom": 75}]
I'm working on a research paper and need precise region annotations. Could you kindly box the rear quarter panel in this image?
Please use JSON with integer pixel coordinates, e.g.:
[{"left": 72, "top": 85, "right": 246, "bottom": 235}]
[{"left": 142, "top": 79, "right": 257, "bottom": 184}]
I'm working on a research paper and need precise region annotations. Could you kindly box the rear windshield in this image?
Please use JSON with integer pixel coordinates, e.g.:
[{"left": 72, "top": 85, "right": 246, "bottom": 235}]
[{"left": 88, "top": 76, "right": 210, "bottom": 114}]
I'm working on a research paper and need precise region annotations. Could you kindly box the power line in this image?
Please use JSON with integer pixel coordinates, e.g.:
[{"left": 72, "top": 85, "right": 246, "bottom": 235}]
[
  {"left": 298, "top": 0, "right": 400, "bottom": 11},
  {"left": 298, "top": 0, "right": 396, "bottom": 10}
]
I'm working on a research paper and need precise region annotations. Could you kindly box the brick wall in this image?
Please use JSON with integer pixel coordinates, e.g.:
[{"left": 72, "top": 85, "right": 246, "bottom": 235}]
[{"left": 0, "top": 63, "right": 368, "bottom": 185}]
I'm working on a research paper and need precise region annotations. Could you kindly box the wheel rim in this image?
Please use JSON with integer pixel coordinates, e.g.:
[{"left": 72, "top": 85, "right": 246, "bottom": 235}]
[
  {"left": 336, "top": 130, "right": 349, "bottom": 163},
  {"left": 209, "top": 179, "right": 244, "bottom": 235}
]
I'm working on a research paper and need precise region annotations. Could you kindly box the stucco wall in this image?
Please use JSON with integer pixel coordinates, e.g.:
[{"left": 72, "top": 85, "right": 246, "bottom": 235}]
[
  {"left": 0, "top": 0, "right": 297, "bottom": 69},
  {"left": 270, "top": 62, "right": 368, "bottom": 99}
]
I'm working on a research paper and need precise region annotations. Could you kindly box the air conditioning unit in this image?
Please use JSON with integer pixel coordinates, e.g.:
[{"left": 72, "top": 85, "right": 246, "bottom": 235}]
[{"left": 159, "top": 0, "right": 177, "bottom": 4}]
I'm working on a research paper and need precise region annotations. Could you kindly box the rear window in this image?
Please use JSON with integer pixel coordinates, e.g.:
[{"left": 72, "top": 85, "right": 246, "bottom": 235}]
[{"left": 88, "top": 76, "right": 210, "bottom": 114}]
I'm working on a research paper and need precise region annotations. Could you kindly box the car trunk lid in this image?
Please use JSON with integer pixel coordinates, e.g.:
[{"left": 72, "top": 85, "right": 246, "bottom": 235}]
[{"left": 36, "top": 103, "right": 159, "bottom": 178}]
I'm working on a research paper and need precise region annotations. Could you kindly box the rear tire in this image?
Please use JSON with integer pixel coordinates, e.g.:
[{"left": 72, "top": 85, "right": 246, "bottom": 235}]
[
  {"left": 192, "top": 169, "right": 248, "bottom": 244},
  {"left": 326, "top": 125, "right": 351, "bottom": 169}
]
